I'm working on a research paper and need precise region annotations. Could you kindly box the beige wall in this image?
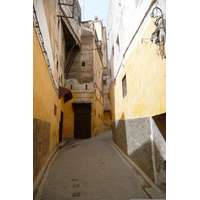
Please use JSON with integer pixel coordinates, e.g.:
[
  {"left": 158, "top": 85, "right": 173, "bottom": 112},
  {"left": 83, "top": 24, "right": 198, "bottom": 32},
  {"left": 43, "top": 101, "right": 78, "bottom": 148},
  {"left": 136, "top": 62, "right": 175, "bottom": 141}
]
[
  {"left": 114, "top": 19, "right": 166, "bottom": 120},
  {"left": 33, "top": 26, "right": 64, "bottom": 181},
  {"left": 107, "top": 0, "right": 166, "bottom": 188},
  {"left": 63, "top": 20, "right": 106, "bottom": 138}
]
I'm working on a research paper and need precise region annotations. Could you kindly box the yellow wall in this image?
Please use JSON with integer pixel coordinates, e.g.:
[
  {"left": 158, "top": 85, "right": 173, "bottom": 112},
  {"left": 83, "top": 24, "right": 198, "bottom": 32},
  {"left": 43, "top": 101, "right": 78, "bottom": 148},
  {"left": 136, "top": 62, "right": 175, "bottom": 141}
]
[
  {"left": 93, "top": 93, "right": 104, "bottom": 135},
  {"left": 111, "top": 19, "right": 166, "bottom": 121},
  {"left": 103, "top": 110, "right": 112, "bottom": 125},
  {"left": 33, "top": 26, "right": 64, "bottom": 151},
  {"left": 94, "top": 42, "right": 104, "bottom": 134},
  {"left": 63, "top": 90, "right": 104, "bottom": 138},
  {"left": 63, "top": 92, "right": 95, "bottom": 138}
]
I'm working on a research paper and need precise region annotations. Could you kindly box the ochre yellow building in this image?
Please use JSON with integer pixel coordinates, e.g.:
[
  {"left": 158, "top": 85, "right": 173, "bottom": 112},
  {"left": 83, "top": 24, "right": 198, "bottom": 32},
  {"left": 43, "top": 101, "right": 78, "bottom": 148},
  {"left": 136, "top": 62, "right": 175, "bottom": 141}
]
[
  {"left": 107, "top": 0, "right": 166, "bottom": 191},
  {"left": 33, "top": 1, "right": 109, "bottom": 197}
]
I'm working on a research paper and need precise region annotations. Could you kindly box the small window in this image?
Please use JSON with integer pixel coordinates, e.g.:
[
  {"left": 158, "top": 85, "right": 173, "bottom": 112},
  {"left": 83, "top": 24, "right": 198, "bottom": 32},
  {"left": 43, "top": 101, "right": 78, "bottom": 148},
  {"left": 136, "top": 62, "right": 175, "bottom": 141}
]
[
  {"left": 122, "top": 75, "right": 127, "bottom": 98},
  {"left": 103, "top": 80, "right": 106, "bottom": 85},
  {"left": 71, "top": 85, "right": 73, "bottom": 90},
  {"left": 54, "top": 105, "right": 57, "bottom": 116},
  {"left": 85, "top": 84, "right": 87, "bottom": 90},
  {"left": 57, "top": 61, "right": 58, "bottom": 71},
  {"left": 116, "top": 35, "right": 120, "bottom": 51},
  {"left": 98, "top": 113, "right": 100, "bottom": 119},
  {"left": 78, "top": 16, "right": 81, "bottom": 26},
  {"left": 112, "top": 46, "right": 114, "bottom": 56},
  {"left": 116, "top": 35, "right": 119, "bottom": 45},
  {"left": 58, "top": 76, "right": 60, "bottom": 86},
  {"left": 82, "top": 62, "right": 85, "bottom": 66}
]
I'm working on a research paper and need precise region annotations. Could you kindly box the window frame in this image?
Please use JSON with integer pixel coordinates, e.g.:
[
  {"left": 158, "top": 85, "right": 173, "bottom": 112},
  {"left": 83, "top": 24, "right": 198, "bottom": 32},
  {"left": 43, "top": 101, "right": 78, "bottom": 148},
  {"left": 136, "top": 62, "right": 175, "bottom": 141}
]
[
  {"left": 122, "top": 75, "right": 127, "bottom": 98},
  {"left": 54, "top": 105, "right": 57, "bottom": 116},
  {"left": 82, "top": 62, "right": 86, "bottom": 67}
]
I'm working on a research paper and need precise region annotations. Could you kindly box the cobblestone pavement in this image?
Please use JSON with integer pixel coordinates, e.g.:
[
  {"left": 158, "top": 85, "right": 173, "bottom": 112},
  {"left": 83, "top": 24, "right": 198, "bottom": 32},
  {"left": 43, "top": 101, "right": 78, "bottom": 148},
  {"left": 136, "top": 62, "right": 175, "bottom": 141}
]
[{"left": 39, "top": 130, "right": 150, "bottom": 200}]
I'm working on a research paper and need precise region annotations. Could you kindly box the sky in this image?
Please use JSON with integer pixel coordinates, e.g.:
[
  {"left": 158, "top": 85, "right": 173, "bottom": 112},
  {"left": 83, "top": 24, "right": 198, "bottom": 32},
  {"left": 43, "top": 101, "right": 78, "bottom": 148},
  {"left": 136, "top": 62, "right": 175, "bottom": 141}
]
[{"left": 79, "top": 0, "right": 110, "bottom": 27}]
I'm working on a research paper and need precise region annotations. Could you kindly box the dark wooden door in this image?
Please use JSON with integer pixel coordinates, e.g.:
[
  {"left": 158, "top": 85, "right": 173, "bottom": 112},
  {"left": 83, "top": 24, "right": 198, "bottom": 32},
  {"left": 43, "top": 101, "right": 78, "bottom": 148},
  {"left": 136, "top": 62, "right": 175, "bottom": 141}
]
[
  {"left": 59, "top": 111, "right": 63, "bottom": 143},
  {"left": 72, "top": 103, "right": 91, "bottom": 139}
]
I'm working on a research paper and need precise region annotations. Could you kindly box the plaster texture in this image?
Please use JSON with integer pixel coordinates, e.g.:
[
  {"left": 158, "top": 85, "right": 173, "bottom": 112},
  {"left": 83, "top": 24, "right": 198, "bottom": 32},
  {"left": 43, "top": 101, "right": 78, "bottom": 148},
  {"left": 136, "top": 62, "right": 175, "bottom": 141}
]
[{"left": 112, "top": 116, "right": 166, "bottom": 189}]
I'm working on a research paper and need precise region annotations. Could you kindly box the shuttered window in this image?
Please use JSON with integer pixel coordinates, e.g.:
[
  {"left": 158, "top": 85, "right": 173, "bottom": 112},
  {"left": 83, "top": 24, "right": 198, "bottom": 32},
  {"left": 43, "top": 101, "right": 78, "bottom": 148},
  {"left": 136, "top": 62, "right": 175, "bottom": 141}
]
[{"left": 122, "top": 75, "right": 127, "bottom": 98}]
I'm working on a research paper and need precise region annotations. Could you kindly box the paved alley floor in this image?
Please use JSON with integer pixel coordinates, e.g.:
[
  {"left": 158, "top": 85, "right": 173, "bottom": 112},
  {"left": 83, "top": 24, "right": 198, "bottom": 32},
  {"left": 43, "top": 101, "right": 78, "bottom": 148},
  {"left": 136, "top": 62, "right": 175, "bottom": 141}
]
[{"left": 37, "top": 130, "right": 150, "bottom": 200}]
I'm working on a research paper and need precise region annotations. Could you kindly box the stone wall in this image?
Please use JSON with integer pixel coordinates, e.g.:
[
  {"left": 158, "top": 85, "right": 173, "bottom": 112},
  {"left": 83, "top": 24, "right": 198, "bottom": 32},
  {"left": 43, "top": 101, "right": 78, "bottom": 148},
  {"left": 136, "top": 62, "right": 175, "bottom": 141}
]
[
  {"left": 58, "top": 0, "right": 82, "bottom": 42},
  {"left": 66, "top": 23, "right": 94, "bottom": 84},
  {"left": 33, "top": 118, "right": 50, "bottom": 182},
  {"left": 112, "top": 116, "right": 166, "bottom": 187}
]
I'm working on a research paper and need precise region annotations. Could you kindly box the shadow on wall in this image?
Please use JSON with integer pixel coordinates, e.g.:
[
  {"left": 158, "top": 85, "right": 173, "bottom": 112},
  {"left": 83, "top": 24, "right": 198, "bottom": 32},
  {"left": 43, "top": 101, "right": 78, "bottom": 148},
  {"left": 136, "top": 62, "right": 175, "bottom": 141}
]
[
  {"left": 112, "top": 113, "right": 127, "bottom": 154},
  {"left": 152, "top": 113, "right": 166, "bottom": 141},
  {"left": 129, "top": 140, "right": 166, "bottom": 190},
  {"left": 112, "top": 115, "right": 166, "bottom": 193},
  {"left": 33, "top": 118, "right": 50, "bottom": 182}
]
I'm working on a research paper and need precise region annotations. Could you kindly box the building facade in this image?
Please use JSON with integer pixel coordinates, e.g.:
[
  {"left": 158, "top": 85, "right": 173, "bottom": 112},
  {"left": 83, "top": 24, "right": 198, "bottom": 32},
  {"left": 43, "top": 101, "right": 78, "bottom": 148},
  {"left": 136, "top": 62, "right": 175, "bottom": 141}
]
[
  {"left": 107, "top": 0, "right": 166, "bottom": 191},
  {"left": 33, "top": 0, "right": 109, "bottom": 196},
  {"left": 64, "top": 19, "right": 108, "bottom": 139},
  {"left": 33, "top": 0, "right": 81, "bottom": 195}
]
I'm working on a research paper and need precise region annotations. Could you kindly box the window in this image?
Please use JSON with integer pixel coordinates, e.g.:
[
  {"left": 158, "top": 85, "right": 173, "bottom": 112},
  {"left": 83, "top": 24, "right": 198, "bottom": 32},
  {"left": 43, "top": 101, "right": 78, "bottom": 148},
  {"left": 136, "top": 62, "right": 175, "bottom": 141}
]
[
  {"left": 103, "top": 80, "right": 106, "bottom": 85},
  {"left": 112, "top": 46, "right": 114, "bottom": 56},
  {"left": 85, "top": 84, "right": 87, "bottom": 90},
  {"left": 57, "top": 61, "right": 58, "bottom": 71},
  {"left": 98, "top": 113, "right": 100, "bottom": 119},
  {"left": 54, "top": 105, "right": 57, "bottom": 116},
  {"left": 69, "top": 80, "right": 74, "bottom": 90},
  {"left": 82, "top": 62, "right": 85, "bottom": 67},
  {"left": 122, "top": 75, "right": 127, "bottom": 98},
  {"left": 58, "top": 76, "right": 60, "bottom": 86},
  {"left": 78, "top": 16, "right": 81, "bottom": 26},
  {"left": 116, "top": 34, "right": 120, "bottom": 51}
]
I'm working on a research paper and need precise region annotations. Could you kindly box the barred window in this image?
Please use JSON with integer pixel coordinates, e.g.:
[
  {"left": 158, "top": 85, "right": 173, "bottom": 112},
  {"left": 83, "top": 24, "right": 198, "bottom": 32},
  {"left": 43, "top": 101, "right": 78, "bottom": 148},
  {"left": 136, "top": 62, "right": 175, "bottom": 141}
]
[{"left": 122, "top": 75, "right": 127, "bottom": 98}]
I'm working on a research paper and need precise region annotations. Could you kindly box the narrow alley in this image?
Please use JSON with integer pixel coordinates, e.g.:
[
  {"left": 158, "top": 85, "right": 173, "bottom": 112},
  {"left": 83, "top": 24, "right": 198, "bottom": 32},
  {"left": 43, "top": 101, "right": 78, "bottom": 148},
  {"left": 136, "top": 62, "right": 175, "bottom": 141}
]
[
  {"left": 34, "top": 130, "right": 165, "bottom": 200},
  {"left": 33, "top": 0, "right": 166, "bottom": 199}
]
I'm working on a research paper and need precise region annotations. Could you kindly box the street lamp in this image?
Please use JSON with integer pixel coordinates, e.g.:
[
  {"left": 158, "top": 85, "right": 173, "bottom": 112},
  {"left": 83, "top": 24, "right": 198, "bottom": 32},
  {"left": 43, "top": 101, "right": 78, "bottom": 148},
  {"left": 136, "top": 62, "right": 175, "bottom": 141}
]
[{"left": 150, "top": 6, "right": 165, "bottom": 33}]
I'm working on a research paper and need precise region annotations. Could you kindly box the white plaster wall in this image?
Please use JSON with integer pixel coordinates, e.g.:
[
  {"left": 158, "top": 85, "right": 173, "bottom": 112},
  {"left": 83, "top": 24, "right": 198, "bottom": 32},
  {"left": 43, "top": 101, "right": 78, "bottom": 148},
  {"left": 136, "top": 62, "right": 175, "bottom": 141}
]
[
  {"left": 107, "top": 0, "right": 166, "bottom": 82},
  {"left": 94, "top": 21, "right": 103, "bottom": 42},
  {"left": 33, "top": 0, "right": 54, "bottom": 73}
]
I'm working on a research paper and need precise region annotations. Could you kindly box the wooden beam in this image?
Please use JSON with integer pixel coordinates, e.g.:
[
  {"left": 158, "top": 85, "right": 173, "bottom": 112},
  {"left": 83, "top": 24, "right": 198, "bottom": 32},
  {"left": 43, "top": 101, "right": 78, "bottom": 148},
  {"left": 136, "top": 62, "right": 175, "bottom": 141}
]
[{"left": 58, "top": 3, "right": 74, "bottom": 7}]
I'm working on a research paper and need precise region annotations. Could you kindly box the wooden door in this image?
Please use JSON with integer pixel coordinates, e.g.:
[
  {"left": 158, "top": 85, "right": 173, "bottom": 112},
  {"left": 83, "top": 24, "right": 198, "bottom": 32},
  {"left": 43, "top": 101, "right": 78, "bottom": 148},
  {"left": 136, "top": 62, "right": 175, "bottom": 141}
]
[{"left": 72, "top": 103, "right": 91, "bottom": 139}]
